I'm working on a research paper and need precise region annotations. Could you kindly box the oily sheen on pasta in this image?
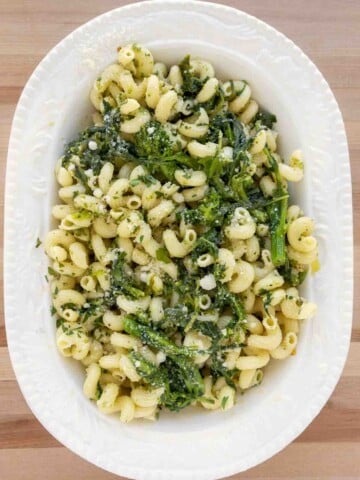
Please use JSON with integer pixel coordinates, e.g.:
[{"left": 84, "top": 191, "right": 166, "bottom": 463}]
[{"left": 46, "top": 44, "right": 318, "bottom": 422}]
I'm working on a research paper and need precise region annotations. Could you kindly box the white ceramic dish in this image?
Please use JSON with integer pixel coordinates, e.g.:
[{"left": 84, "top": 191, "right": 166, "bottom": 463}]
[{"left": 4, "top": 1, "right": 353, "bottom": 479}]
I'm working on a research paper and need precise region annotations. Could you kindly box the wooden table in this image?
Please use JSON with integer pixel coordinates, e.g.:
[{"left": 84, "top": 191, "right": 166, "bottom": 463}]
[{"left": 0, "top": 1, "right": 359, "bottom": 478}]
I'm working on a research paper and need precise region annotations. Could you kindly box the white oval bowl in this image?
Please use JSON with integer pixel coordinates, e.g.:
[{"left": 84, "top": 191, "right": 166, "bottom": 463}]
[{"left": 4, "top": 1, "right": 353, "bottom": 479}]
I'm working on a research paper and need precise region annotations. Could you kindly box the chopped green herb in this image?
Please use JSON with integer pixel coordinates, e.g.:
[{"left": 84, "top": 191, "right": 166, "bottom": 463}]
[
  {"left": 156, "top": 247, "right": 171, "bottom": 264},
  {"left": 48, "top": 266, "right": 59, "bottom": 278}
]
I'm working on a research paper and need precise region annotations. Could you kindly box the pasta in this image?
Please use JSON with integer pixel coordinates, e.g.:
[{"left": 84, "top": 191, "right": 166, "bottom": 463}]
[{"left": 46, "top": 44, "right": 319, "bottom": 422}]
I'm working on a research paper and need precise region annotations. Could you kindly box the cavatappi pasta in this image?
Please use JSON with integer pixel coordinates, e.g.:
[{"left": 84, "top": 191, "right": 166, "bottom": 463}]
[{"left": 46, "top": 44, "right": 318, "bottom": 422}]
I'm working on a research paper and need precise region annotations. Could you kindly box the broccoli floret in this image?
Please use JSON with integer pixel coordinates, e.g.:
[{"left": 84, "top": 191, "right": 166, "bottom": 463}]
[
  {"left": 128, "top": 351, "right": 166, "bottom": 388},
  {"left": 135, "top": 120, "right": 177, "bottom": 158},
  {"left": 63, "top": 106, "right": 136, "bottom": 177},
  {"left": 180, "top": 188, "right": 227, "bottom": 227},
  {"left": 250, "top": 208, "right": 268, "bottom": 223}
]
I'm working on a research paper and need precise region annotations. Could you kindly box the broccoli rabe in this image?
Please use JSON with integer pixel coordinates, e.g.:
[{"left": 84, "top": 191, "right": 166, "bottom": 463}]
[
  {"left": 134, "top": 120, "right": 178, "bottom": 158},
  {"left": 207, "top": 111, "right": 247, "bottom": 158},
  {"left": 279, "top": 257, "right": 308, "bottom": 286},
  {"left": 203, "top": 112, "right": 260, "bottom": 203},
  {"left": 208, "top": 353, "right": 237, "bottom": 388},
  {"left": 197, "top": 154, "right": 227, "bottom": 180},
  {"left": 180, "top": 188, "right": 225, "bottom": 227},
  {"left": 129, "top": 352, "right": 202, "bottom": 411},
  {"left": 110, "top": 250, "right": 145, "bottom": 299},
  {"left": 128, "top": 351, "right": 166, "bottom": 388},
  {"left": 163, "top": 304, "right": 191, "bottom": 330},
  {"left": 63, "top": 105, "right": 136, "bottom": 178},
  {"left": 134, "top": 120, "right": 197, "bottom": 180},
  {"left": 192, "top": 320, "right": 222, "bottom": 345},
  {"left": 179, "top": 55, "right": 205, "bottom": 98},
  {"left": 123, "top": 315, "right": 192, "bottom": 357},
  {"left": 191, "top": 227, "right": 220, "bottom": 260},
  {"left": 264, "top": 147, "right": 288, "bottom": 267},
  {"left": 230, "top": 168, "right": 254, "bottom": 202},
  {"left": 125, "top": 316, "right": 205, "bottom": 411},
  {"left": 253, "top": 110, "right": 277, "bottom": 129}
]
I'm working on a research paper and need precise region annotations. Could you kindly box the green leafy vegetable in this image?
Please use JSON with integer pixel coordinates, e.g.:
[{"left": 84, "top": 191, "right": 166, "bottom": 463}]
[
  {"left": 214, "top": 285, "right": 246, "bottom": 333},
  {"left": 134, "top": 120, "right": 197, "bottom": 180},
  {"left": 254, "top": 110, "right": 277, "bottom": 129},
  {"left": 110, "top": 250, "right": 145, "bottom": 299},
  {"left": 135, "top": 120, "right": 178, "bottom": 158},
  {"left": 221, "top": 396, "right": 229, "bottom": 409},
  {"left": 123, "top": 315, "right": 192, "bottom": 357},
  {"left": 180, "top": 188, "right": 226, "bottom": 227},
  {"left": 129, "top": 351, "right": 167, "bottom": 388},
  {"left": 208, "top": 111, "right": 247, "bottom": 157},
  {"left": 163, "top": 305, "right": 191, "bottom": 330},
  {"left": 264, "top": 148, "right": 288, "bottom": 266},
  {"left": 125, "top": 316, "right": 205, "bottom": 411},
  {"left": 279, "top": 257, "right": 308, "bottom": 286},
  {"left": 209, "top": 354, "right": 237, "bottom": 388},
  {"left": 48, "top": 48, "right": 318, "bottom": 420},
  {"left": 48, "top": 266, "right": 59, "bottom": 278},
  {"left": 63, "top": 105, "right": 136, "bottom": 178},
  {"left": 191, "top": 227, "right": 220, "bottom": 260},
  {"left": 179, "top": 55, "right": 205, "bottom": 98}
]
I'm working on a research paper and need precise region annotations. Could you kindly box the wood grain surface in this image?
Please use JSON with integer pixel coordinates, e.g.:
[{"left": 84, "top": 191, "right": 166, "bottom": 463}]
[{"left": 0, "top": 1, "right": 359, "bottom": 479}]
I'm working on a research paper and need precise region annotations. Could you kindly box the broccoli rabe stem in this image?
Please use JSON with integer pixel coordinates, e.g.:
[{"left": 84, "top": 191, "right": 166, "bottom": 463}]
[
  {"left": 215, "top": 285, "right": 246, "bottom": 333},
  {"left": 264, "top": 148, "right": 288, "bottom": 267},
  {"left": 123, "top": 315, "right": 193, "bottom": 357}
]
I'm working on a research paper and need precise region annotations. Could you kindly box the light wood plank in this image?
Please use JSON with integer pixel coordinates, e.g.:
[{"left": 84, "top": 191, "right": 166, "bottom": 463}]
[{"left": 0, "top": 443, "right": 359, "bottom": 480}]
